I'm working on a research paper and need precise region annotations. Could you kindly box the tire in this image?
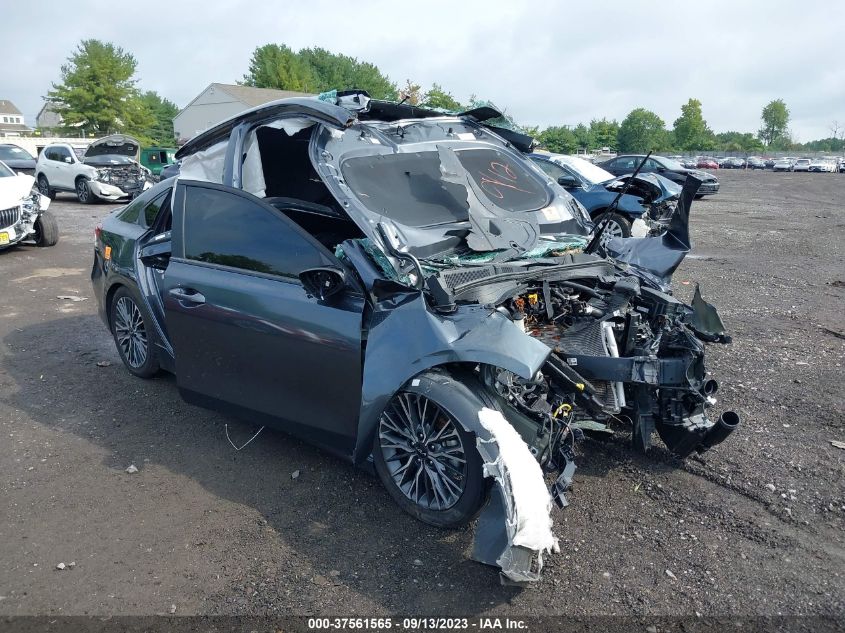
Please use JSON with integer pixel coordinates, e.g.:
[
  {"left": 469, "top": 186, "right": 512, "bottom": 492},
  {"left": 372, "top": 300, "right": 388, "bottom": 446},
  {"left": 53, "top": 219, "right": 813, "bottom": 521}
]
[
  {"left": 373, "top": 371, "right": 488, "bottom": 528},
  {"left": 76, "top": 178, "right": 94, "bottom": 204},
  {"left": 109, "top": 286, "right": 160, "bottom": 378},
  {"left": 593, "top": 211, "right": 631, "bottom": 246},
  {"left": 37, "top": 175, "right": 56, "bottom": 200},
  {"left": 33, "top": 211, "right": 59, "bottom": 247}
]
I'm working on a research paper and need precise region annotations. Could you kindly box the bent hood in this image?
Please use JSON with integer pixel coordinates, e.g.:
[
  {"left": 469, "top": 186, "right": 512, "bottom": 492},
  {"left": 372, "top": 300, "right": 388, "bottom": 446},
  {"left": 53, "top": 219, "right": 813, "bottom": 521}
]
[
  {"left": 84, "top": 135, "right": 141, "bottom": 161},
  {"left": 0, "top": 173, "right": 35, "bottom": 209},
  {"left": 604, "top": 172, "right": 681, "bottom": 205}
]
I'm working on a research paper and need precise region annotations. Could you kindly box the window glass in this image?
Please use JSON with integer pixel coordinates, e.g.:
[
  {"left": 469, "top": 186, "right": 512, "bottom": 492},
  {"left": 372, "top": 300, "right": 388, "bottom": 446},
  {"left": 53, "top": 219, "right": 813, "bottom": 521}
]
[
  {"left": 533, "top": 159, "right": 567, "bottom": 180},
  {"left": 183, "top": 186, "right": 322, "bottom": 279},
  {"left": 0, "top": 146, "right": 34, "bottom": 161},
  {"left": 54, "top": 147, "right": 71, "bottom": 161},
  {"left": 116, "top": 195, "right": 146, "bottom": 224},
  {"left": 144, "top": 191, "right": 171, "bottom": 228}
]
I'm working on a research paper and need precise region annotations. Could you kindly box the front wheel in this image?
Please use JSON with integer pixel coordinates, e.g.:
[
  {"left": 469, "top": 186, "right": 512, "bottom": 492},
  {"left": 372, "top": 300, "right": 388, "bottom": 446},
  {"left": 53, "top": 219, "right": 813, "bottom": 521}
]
[
  {"left": 33, "top": 211, "right": 59, "bottom": 246},
  {"left": 373, "top": 372, "right": 487, "bottom": 528},
  {"left": 110, "top": 287, "right": 160, "bottom": 378},
  {"left": 76, "top": 178, "right": 94, "bottom": 204},
  {"left": 593, "top": 212, "right": 631, "bottom": 246}
]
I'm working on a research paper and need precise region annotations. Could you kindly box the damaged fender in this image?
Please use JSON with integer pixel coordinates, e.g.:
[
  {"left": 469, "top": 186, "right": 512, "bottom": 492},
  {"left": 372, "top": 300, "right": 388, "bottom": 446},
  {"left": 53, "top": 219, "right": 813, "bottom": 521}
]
[{"left": 354, "top": 291, "right": 550, "bottom": 464}]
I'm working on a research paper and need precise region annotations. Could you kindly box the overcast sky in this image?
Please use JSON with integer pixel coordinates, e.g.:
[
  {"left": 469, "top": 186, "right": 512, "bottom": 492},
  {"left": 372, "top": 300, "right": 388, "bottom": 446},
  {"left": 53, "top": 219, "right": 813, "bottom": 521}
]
[{"left": 4, "top": 1, "right": 843, "bottom": 141}]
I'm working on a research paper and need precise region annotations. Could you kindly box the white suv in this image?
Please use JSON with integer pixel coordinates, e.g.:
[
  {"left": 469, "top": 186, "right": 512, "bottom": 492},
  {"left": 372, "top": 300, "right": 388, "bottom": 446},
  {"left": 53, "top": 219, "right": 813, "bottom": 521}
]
[{"left": 36, "top": 135, "right": 152, "bottom": 204}]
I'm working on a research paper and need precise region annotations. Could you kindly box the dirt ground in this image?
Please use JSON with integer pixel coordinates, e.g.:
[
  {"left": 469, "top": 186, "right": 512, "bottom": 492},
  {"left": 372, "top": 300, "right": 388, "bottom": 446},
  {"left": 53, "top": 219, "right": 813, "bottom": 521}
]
[{"left": 0, "top": 170, "right": 843, "bottom": 618}]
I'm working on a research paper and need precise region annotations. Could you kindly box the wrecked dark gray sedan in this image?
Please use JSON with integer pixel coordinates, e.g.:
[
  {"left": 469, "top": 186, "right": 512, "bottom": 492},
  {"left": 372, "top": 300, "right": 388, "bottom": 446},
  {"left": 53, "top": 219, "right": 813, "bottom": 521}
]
[{"left": 91, "top": 93, "right": 738, "bottom": 584}]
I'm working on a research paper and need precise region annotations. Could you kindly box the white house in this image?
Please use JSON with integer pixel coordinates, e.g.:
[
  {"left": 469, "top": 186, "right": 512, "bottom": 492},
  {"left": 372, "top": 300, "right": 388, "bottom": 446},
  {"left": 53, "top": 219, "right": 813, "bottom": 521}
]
[
  {"left": 0, "top": 100, "right": 33, "bottom": 137},
  {"left": 173, "top": 83, "right": 311, "bottom": 142}
]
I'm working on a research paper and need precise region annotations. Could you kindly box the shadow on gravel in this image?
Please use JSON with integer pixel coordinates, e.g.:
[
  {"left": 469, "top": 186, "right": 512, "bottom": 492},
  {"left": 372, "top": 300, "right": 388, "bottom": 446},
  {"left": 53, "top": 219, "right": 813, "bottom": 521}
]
[{"left": 3, "top": 315, "right": 525, "bottom": 614}]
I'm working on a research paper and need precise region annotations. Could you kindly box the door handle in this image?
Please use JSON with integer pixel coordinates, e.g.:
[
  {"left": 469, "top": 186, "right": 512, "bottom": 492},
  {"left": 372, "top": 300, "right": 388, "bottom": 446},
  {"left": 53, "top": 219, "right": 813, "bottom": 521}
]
[{"left": 169, "top": 287, "right": 206, "bottom": 304}]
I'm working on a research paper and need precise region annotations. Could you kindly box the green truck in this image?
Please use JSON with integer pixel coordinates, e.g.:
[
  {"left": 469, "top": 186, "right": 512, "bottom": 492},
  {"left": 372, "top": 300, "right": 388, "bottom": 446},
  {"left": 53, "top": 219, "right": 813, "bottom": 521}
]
[{"left": 140, "top": 147, "right": 177, "bottom": 178}]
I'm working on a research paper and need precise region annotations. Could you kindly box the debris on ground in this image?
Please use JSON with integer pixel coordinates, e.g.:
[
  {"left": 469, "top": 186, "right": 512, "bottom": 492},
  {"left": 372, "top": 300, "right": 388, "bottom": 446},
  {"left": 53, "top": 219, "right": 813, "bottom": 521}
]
[
  {"left": 55, "top": 563, "right": 66, "bottom": 571},
  {"left": 56, "top": 295, "right": 88, "bottom": 302},
  {"left": 169, "top": 604, "right": 177, "bottom": 614},
  {"left": 665, "top": 569, "right": 677, "bottom": 581},
  {"left": 766, "top": 483, "right": 777, "bottom": 492},
  {"left": 291, "top": 470, "right": 300, "bottom": 480},
  {"left": 96, "top": 361, "right": 112, "bottom": 368},
  {"left": 125, "top": 465, "right": 139, "bottom": 474},
  {"left": 830, "top": 440, "right": 845, "bottom": 450}
]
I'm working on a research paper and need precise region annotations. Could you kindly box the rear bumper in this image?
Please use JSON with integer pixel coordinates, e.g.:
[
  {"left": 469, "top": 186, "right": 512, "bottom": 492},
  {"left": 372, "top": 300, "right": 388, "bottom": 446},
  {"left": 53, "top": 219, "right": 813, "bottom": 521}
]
[{"left": 697, "top": 181, "right": 720, "bottom": 195}]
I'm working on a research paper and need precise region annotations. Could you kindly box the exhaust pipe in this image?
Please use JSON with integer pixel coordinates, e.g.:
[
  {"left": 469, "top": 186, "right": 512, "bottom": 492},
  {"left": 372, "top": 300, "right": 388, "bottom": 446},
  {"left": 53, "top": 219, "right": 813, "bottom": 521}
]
[
  {"left": 702, "top": 379, "right": 719, "bottom": 396},
  {"left": 699, "top": 411, "right": 740, "bottom": 452}
]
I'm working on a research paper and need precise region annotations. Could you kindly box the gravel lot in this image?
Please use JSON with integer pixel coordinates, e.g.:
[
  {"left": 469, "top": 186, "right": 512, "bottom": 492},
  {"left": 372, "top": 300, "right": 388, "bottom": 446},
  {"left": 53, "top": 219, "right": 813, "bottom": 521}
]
[{"left": 0, "top": 170, "right": 843, "bottom": 618}]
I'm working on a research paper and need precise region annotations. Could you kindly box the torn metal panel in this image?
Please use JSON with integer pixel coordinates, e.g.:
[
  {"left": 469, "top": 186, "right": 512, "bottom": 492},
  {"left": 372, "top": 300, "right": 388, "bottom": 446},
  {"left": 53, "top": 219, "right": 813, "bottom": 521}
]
[
  {"left": 688, "top": 283, "right": 731, "bottom": 343},
  {"left": 473, "top": 408, "right": 559, "bottom": 585},
  {"left": 602, "top": 175, "right": 701, "bottom": 289}
]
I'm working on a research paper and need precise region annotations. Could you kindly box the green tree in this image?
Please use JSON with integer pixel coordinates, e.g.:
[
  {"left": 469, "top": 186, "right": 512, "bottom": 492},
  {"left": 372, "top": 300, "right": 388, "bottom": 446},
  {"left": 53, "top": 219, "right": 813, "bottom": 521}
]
[
  {"left": 242, "top": 44, "right": 316, "bottom": 92},
  {"left": 673, "top": 98, "right": 713, "bottom": 150},
  {"left": 47, "top": 39, "right": 152, "bottom": 136},
  {"left": 538, "top": 126, "right": 578, "bottom": 154},
  {"left": 421, "top": 83, "right": 463, "bottom": 111},
  {"left": 758, "top": 99, "right": 789, "bottom": 146},
  {"left": 297, "top": 47, "right": 396, "bottom": 99},
  {"left": 715, "top": 131, "right": 763, "bottom": 153},
  {"left": 242, "top": 44, "right": 397, "bottom": 99},
  {"left": 589, "top": 118, "right": 619, "bottom": 149},
  {"left": 617, "top": 108, "right": 669, "bottom": 153},
  {"left": 572, "top": 123, "right": 591, "bottom": 150},
  {"left": 138, "top": 91, "right": 178, "bottom": 145}
]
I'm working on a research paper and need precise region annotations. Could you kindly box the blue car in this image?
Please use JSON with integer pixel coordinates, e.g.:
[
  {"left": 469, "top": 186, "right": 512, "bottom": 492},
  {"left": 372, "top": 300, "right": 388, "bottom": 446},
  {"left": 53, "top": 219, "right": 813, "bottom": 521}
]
[{"left": 529, "top": 152, "right": 681, "bottom": 243}]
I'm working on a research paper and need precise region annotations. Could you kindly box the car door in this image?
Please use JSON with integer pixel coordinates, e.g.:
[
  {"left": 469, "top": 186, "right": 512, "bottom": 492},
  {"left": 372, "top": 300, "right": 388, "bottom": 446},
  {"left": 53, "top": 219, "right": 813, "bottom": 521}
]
[
  {"left": 162, "top": 180, "right": 366, "bottom": 454},
  {"left": 51, "top": 146, "right": 75, "bottom": 189}
]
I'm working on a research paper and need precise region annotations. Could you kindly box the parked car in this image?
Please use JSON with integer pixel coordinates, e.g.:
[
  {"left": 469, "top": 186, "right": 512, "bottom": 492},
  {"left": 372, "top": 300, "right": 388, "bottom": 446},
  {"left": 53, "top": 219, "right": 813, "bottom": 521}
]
[
  {"left": 793, "top": 158, "right": 811, "bottom": 172},
  {"left": 697, "top": 157, "right": 719, "bottom": 169},
  {"left": 0, "top": 159, "right": 58, "bottom": 249},
  {"left": 0, "top": 144, "right": 37, "bottom": 176},
  {"left": 528, "top": 152, "right": 680, "bottom": 243},
  {"left": 597, "top": 154, "right": 720, "bottom": 197},
  {"left": 808, "top": 158, "right": 836, "bottom": 173},
  {"left": 91, "top": 94, "right": 736, "bottom": 584},
  {"left": 772, "top": 158, "right": 794, "bottom": 172},
  {"left": 140, "top": 146, "right": 177, "bottom": 179},
  {"left": 720, "top": 157, "right": 746, "bottom": 169},
  {"left": 839, "top": 158, "right": 845, "bottom": 173},
  {"left": 680, "top": 157, "right": 698, "bottom": 169},
  {"left": 746, "top": 157, "right": 766, "bottom": 170},
  {"left": 763, "top": 158, "right": 776, "bottom": 169},
  {"left": 36, "top": 135, "right": 154, "bottom": 203}
]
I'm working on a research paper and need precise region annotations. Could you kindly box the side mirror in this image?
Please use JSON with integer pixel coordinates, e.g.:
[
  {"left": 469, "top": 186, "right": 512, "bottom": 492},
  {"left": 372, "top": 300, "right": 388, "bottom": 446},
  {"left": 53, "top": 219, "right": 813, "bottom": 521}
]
[
  {"left": 64, "top": 156, "right": 73, "bottom": 163},
  {"left": 557, "top": 175, "right": 580, "bottom": 188},
  {"left": 139, "top": 235, "right": 172, "bottom": 270},
  {"left": 300, "top": 266, "right": 346, "bottom": 301}
]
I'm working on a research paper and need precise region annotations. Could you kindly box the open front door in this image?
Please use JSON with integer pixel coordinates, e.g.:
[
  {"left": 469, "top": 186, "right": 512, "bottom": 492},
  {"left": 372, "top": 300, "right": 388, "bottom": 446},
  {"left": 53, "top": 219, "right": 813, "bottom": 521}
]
[{"left": 163, "top": 180, "right": 365, "bottom": 455}]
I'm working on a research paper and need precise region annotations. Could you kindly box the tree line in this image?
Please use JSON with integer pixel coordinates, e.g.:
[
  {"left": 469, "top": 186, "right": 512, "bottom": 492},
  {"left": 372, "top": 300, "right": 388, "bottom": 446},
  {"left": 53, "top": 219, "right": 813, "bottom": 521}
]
[{"left": 45, "top": 39, "right": 843, "bottom": 154}]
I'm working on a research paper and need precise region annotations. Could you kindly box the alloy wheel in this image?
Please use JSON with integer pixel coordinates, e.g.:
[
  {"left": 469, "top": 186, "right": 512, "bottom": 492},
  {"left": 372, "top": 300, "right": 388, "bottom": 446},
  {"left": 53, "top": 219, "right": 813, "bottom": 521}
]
[
  {"left": 378, "top": 392, "right": 467, "bottom": 511},
  {"left": 76, "top": 180, "right": 90, "bottom": 203},
  {"left": 114, "top": 296, "right": 148, "bottom": 368},
  {"left": 599, "top": 218, "right": 625, "bottom": 246}
]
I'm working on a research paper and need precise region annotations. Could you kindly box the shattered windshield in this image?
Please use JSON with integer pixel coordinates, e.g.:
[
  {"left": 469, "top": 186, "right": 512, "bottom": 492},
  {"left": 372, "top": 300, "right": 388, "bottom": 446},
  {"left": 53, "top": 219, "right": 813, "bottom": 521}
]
[
  {"left": 553, "top": 155, "right": 615, "bottom": 185},
  {"left": 341, "top": 147, "right": 550, "bottom": 227}
]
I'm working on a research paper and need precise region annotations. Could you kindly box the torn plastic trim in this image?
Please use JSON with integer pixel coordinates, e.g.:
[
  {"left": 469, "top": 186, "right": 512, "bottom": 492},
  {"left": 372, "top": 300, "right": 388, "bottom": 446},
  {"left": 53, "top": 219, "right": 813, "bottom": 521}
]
[{"left": 473, "top": 408, "right": 559, "bottom": 585}]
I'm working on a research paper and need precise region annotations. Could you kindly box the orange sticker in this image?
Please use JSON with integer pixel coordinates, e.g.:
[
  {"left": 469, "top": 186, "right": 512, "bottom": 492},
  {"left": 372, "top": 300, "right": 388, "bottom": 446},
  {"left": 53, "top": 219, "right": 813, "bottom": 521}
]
[{"left": 104, "top": 245, "right": 112, "bottom": 260}]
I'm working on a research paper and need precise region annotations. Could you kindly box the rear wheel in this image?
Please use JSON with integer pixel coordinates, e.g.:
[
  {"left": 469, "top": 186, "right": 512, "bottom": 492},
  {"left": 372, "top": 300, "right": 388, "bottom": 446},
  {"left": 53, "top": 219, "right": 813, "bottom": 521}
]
[
  {"left": 373, "top": 373, "right": 487, "bottom": 528},
  {"left": 37, "top": 175, "right": 56, "bottom": 200},
  {"left": 110, "top": 287, "right": 159, "bottom": 378},
  {"left": 33, "top": 211, "right": 59, "bottom": 247}
]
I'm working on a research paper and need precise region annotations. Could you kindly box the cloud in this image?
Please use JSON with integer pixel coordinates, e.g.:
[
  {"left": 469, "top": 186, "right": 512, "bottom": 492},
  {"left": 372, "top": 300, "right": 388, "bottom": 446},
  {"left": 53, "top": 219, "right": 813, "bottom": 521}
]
[{"left": 4, "top": 0, "right": 843, "bottom": 141}]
